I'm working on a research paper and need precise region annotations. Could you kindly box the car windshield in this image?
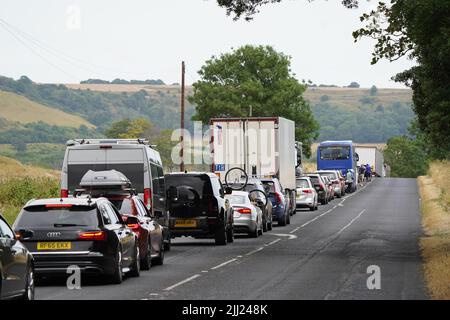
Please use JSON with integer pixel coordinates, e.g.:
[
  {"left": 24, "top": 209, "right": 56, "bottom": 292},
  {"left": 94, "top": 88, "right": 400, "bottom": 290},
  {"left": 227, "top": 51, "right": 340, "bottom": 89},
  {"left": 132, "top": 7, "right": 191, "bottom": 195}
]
[
  {"left": 226, "top": 195, "right": 247, "bottom": 205},
  {"left": 296, "top": 179, "right": 310, "bottom": 188},
  {"left": 320, "top": 146, "right": 351, "bottom": 160},
  {"left": 319, "top": 172, "right": 337, "bottom": 180},
  {"left": 16, "top": 205, "right": 99, "bottom": 229}
]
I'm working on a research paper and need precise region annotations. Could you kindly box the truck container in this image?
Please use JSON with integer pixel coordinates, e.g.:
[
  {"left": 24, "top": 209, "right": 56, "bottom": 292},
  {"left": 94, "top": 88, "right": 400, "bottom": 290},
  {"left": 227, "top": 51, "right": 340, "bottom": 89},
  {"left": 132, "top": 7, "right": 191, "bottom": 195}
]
[{"left": 355, "top": 145, "right": 385, "bottom": 177}]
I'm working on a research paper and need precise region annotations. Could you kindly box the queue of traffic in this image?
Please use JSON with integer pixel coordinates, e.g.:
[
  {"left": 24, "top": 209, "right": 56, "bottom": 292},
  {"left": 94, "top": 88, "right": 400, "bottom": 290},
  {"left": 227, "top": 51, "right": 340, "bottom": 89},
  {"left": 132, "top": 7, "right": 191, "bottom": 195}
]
[{"left": 0, "top": 118, "right": 376, "bottom": 300}]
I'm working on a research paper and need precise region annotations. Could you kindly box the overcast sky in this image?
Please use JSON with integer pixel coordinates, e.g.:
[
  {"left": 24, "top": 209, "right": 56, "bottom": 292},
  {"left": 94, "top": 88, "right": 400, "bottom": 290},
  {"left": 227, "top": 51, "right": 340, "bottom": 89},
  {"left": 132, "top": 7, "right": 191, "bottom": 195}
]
[{"left": 0, "top": 0, "right": 415, "bottom": 88}]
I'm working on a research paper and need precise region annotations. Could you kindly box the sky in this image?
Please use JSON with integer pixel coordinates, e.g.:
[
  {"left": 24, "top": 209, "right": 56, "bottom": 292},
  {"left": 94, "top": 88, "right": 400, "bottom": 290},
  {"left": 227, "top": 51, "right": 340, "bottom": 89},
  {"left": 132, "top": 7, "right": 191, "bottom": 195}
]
[{"left": 0, "top": 0, "right": 415, "bottom": 88}]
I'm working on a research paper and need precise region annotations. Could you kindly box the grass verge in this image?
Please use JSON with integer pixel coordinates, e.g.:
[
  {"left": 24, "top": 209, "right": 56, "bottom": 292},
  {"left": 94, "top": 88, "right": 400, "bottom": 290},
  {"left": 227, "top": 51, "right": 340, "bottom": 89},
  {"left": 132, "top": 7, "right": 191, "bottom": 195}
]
[{"left": 418, "top": 160, "right": 450, "bottom": 299}]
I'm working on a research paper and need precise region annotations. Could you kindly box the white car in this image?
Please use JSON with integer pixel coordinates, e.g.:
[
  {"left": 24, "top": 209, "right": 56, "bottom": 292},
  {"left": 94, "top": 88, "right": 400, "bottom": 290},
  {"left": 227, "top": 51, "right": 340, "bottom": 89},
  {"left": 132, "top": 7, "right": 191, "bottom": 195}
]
[
  {"left": 295, "top": 177, "right": 318, "bottom": 211},
  {"left": 225, "top": 191, "right": 263, "bottom": 238}
]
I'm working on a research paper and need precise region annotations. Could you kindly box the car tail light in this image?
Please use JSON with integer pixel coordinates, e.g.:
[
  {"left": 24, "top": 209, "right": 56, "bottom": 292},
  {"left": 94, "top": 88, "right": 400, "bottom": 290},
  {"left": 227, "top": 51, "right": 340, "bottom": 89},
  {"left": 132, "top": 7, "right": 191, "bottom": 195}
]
[
  {"left": 144, "top": 188, "right": 152, "bottom": 210},
  {"left": 127, "top": 223, "right": 140, "bottom": 231},
  {"left": 274, "top": 192, "right": 283, "bottom": 204},
  {"left": 236, "top": 207, "right": 252, "bottom": 214},
  {"left": 302, "top": 189, "right": 313, "bottom": 194},
  {"left": 78, "top": 231, "right": 106, "bottom": 241},
  {"left": 60, "top": 189, "right": 68, "bottom": 198}
]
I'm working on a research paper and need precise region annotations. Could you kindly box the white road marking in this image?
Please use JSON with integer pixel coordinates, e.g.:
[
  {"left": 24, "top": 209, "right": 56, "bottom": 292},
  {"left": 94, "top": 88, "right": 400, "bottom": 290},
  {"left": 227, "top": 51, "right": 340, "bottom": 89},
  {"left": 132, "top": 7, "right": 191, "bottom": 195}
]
[
  {"left": 289, "top": 227, "right": 300, "bottom": 234},
  {"left": 270, "top": 233, "right": 297, "bottom": 240},
  {"left": 266, "top": 238, "right": 281, "bottom": 246},
  {"left": 164, "top": 274, "right": 201, "bottom": 291},
  {"left": 245, "top": 247, "right": 265, "bottom": 256},
  {"left": 201, "top": 270, "right": 209, "bottom": 273},
  {"left": 211, "top": 258, "right": 238, "bottom": 270},
  {"left": 337, "top": 209, "right": 367, "bottom": 235}
]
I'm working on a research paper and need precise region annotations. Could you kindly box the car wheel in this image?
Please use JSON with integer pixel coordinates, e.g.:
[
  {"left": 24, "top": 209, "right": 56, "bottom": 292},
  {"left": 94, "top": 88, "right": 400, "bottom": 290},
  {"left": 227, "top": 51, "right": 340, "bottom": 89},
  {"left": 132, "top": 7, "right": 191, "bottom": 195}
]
[
  {"left": 152, "top": 240, "right": 165, "bottom": 266},
  {"left": 262, "top": 217, "right": 268, "bottom": 232},
  {"left": 21, "top": 265, "right": 35, "bottom": 300},
  {"left": 215, "top": 224, "right": 227, "bottom": 245},
  {"left": 278, "top": 214, "right": 286, "bottom": 226},
  {"left": 110, "top": 247, "right": 123, "bottom": 284},
  {"left": 309, "top": 205, "right": 315, "bottom": 211},
  {"left": 129, "top": 245, "right": 140, "bottom": 277},
  {"left": 226, "top": 224, "right": 234, "bottom": 243},
  {"left": 164, "top": 237, "right": 171, "bottom": 252},
  {"left": 258, "top": 219, "right": 263, "bottom": 236},
  {"left": 140, "top": 240, "right": 152, "bottom": 271},
  {"left": 286, "top": 212, "right": 291, "bottom": 225}
]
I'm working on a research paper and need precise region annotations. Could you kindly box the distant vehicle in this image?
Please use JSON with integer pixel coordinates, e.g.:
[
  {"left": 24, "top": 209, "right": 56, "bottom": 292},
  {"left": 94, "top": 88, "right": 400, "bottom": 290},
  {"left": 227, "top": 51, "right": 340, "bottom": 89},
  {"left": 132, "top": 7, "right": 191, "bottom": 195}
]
[
  {"left": 165, "top": 172, "right": 234, "bottom": 245},
  {"left": 306, "top": 174, "right": 329, "bottom": 205},
  {"left": 0, "top": 214, "right": 34, "bottom": 300},
  {"left": 355, "top": 146, "right": 385, "bottom": 177},
  {"left": 317, "top": 140, "right": 358, "bottom": 193},
  {"left": 13, "top": 197, "right": 141, "bottom": 284},
  {"left": 295, "top": 177, "right": 318, "bottom": 211},
  {"left": 225, "top": 191, "right": 263, "bottom": 237},
  {"left": 60, "top": 139, "right": 170, "bottom": 250},
  {"left": 260, "top": 178, "right": 290, "bottom": 226},
  {"left": 229, "top": 179, "right": 273, "bottom": 232},
  {"left": 210, "top": 117, "right": 298, "bottom": 218},
  {"left": 315, "top": 170, "right": 343, "bottom": 198},
  {"left": 322, "top": 176, "right": 335, "bottom": 201}
]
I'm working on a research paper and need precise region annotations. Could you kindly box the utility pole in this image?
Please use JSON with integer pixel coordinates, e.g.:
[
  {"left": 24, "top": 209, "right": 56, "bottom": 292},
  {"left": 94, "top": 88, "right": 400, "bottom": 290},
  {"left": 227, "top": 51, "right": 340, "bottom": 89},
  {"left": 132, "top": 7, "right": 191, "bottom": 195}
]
[{"left": 180, "top": 61, "right": 185, "bottom": 172}]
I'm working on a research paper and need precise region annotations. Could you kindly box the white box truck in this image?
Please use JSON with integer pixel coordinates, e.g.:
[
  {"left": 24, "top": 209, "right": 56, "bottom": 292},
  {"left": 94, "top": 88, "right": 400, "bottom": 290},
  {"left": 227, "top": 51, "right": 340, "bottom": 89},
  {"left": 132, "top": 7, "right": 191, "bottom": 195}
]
[
  {"left": 210, "top": 117, "right": 297, "bottom": 213},
  {"left": 355, "top": 145, "right": 385, "bottom": 177}
]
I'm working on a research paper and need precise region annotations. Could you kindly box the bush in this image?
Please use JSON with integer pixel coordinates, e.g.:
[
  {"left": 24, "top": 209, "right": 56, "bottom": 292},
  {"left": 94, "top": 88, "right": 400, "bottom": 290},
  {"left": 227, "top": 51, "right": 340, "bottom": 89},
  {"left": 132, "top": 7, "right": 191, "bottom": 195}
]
[{"left": 0, "top": 177, "right": 59, "bottom": 207}]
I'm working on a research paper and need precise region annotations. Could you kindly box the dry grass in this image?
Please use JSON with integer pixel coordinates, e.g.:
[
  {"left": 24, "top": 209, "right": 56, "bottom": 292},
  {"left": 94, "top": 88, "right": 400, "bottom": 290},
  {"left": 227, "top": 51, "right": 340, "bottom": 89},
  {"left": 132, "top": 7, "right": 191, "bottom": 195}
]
[
  {"left": 418, "top": 160, "right": 450, "bottom": 299},
  {"left": 0, "top": 90, "right": 95, "bottom": 128},
  {"left": 0, "top": 156, "right": 59, "bottom": 181}
]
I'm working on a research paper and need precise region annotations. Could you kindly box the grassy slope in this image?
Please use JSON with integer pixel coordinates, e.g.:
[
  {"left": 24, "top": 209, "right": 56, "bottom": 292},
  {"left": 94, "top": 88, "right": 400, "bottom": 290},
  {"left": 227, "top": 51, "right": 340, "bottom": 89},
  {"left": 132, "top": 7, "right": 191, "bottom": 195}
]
[
  {"left": 0, "top": 90, "right": 95, "bottom": 128},
  {"left": 418, "top": 161, "right": 450, "bottom": 299}
]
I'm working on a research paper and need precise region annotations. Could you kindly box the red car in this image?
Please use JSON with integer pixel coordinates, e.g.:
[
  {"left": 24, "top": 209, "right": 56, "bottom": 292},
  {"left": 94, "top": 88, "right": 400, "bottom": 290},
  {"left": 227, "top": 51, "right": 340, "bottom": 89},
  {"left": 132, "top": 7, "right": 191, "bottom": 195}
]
[{"left": 109, "top": 195, "right": 165, "bottom": 270}]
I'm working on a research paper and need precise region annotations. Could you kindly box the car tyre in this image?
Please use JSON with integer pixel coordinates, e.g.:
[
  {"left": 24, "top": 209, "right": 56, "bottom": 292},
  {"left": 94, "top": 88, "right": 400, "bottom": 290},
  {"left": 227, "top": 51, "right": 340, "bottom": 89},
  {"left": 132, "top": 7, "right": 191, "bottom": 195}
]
[
  {"left": 140, "top": 240, "right": 152, "bottom": 271},
  {"left": 226, "top": 225, "right": 234, "bottom": 243},
  {"left": 152, "top": 240, "right": 165, "bottom": 266},
  {"left": 164, "top": 238, "right": 171, "bottom": 252},
  {"left": 129, "top": 244, "right": 140, "bottom": 277},
  {"left": 278, "top": 214, "right": 286, "bottom": 226},
  {"left": 215, "top": 224, "right": 227, "bottom": 245},
  {"left": 286, "top": 212, "right": 291, "bottom": 225},
  {"left": 20, "top": 265, "right": 35, "bottom": 300},
  {"left": 110, "top": 247, "right": 123, "bottom": 284}
]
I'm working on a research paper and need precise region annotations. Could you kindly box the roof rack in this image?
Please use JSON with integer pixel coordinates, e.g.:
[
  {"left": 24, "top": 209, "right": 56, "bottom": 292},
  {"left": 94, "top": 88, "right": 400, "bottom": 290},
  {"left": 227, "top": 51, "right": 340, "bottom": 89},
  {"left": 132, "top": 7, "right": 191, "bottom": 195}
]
[{"left": 66, "top": 138, "right": 155, "bottom": 147}]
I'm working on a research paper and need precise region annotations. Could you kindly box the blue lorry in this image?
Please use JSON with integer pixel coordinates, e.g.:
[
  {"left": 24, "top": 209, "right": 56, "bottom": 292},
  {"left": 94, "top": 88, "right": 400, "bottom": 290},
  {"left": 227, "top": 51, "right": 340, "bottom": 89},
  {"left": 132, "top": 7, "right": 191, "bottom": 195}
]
[{"left": 317, "top": 140, "right": 359, "bottom": 193}]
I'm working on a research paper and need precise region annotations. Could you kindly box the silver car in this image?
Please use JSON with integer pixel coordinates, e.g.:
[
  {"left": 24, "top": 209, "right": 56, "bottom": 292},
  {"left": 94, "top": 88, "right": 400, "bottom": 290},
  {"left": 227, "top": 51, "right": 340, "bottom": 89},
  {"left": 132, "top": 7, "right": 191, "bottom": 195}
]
[
  {"left": 315, "top": 170, "right": 343, "bottom": 199},
  {"left": 295, "top": 177, "right": 318, "bottom": 211},
  {"left": 225, "top": 191, "right": 263, "bottom": 238}
]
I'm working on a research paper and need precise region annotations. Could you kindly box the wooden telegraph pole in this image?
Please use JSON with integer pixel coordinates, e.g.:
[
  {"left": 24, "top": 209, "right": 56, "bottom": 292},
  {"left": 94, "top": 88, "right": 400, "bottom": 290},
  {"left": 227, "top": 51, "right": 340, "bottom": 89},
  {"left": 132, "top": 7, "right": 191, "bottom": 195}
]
[{"left": 180, "top": 61, "right": 185, "bottom": 172}]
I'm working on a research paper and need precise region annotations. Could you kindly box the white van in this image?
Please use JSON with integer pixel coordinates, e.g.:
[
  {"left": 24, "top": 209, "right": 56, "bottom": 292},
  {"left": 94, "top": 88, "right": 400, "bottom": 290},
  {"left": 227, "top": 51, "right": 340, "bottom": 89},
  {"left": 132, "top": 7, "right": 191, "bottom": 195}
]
[{"left": 60, "top": 139, "right": 170, "bottom": 249}]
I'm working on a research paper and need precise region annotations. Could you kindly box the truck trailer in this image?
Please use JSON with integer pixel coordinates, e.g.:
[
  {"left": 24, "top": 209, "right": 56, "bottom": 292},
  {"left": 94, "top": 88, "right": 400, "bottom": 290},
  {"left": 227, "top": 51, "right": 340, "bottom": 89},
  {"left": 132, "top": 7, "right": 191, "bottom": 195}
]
[{"left": 355, "top": 145, "right": 385, "bottom": 177}]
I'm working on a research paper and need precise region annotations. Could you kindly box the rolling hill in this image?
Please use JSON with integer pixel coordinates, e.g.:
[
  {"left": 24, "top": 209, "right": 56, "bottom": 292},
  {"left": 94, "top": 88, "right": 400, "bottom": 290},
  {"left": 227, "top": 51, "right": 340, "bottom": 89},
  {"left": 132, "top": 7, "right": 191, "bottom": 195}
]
[{"left": 0, "top": 90, "right": 95, "bottom": 128}]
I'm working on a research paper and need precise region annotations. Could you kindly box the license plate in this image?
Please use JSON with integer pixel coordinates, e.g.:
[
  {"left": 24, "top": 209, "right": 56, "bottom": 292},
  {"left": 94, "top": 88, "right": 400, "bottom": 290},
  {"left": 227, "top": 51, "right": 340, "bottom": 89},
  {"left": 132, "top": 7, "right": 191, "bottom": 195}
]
[
  {"left": 37, "top": 242, "right": 72, "bottom": 250},
  {"left": 174, "top": 219, "right": 197, "bottom": 227}
]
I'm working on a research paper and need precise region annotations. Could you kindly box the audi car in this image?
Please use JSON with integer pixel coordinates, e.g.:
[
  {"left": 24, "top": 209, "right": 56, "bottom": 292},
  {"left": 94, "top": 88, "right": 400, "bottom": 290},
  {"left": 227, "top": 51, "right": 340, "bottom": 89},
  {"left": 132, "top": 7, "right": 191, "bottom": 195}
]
[{"left": 13, "top": 197, "right": 140, "bottom": 284}]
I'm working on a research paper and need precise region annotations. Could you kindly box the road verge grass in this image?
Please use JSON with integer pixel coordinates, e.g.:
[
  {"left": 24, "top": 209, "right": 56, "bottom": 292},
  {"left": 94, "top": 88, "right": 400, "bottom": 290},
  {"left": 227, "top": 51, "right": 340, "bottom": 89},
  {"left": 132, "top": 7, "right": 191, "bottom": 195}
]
[{"left": 418, "top": 160, "right": 450, "bottom": 299}]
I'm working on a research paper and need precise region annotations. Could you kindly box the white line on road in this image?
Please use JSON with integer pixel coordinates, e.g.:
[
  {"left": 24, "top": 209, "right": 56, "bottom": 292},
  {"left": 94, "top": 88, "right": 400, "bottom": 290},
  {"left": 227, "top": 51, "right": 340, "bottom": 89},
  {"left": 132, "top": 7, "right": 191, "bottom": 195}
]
[
  {"left": 289, "top": 227, "right": 300, "bottom": 234},
  {"left": 337, "top": 209, "right": 367, "bottom": 235},
  {"left": 245, "top": 247, "right": 265, "bottom": 256},
  {"left": 164, "top": 274, "right": 201, "bottom": 291},
  {"left": 266, "top": 238, "right": 281, "bottom": 246},
  {"left": 211, "top": 258, "right": 238, "bottom": 270}
]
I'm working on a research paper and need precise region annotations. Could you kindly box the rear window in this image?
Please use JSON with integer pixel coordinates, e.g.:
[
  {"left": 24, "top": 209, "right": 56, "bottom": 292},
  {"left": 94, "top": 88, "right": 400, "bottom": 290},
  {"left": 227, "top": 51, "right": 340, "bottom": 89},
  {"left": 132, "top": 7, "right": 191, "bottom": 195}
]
[
  {"left": 308, "top": 176, "right": 320, "bottom": 185},
  {"left": 319, "top": 172, "right": 337, "bottom": 180},
  {"left": 15, "top": 205, "right": 99, "bottom": 229},
  {"left": 165, "top": 175, "right": 212, "bottom": 198},
  {"left": 296, "top": 179, "right": 310, "bottom": 188},
  {"left": 109, "top": 198, "right": 135, "bottom": 215},
  {"left": 261, "top": 181, "right": 276, "bottom": 193},
  {"left": 226, "top": 195, "right": 247, "bottom": 205}
]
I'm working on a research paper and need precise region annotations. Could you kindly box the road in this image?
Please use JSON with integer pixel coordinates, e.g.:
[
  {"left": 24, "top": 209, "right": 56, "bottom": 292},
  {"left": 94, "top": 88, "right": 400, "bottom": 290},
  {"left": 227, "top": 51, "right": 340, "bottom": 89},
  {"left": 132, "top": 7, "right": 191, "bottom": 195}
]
[{"left": 35, "top": 178, "right": 427, "bottom": 300}]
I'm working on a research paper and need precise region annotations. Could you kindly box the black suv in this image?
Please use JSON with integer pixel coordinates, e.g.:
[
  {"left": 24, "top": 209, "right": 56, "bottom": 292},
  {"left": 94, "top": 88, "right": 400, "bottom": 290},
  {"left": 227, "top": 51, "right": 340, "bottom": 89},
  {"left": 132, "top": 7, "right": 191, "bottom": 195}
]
[{"left": 165, "top": 172, "right": 234, "bottom": 245}]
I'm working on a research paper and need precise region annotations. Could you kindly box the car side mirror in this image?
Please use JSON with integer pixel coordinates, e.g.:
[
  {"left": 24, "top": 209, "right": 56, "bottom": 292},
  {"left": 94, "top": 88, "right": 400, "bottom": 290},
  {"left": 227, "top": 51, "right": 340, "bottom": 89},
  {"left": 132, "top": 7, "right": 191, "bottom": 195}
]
[
  {"left": 224, "top": 186, "right": 233, "bottom": 195},
  {"left": 16, "top": 229, "right": 34, "bottom": 240},
  {"left": 125, "top": 215, "right": 139, "bottom": 226}
]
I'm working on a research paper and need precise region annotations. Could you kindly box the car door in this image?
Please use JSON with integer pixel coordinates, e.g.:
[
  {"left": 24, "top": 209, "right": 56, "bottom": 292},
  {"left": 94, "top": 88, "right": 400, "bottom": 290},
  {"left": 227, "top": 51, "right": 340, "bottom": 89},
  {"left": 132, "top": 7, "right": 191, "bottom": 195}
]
[
  {"left": 0, "top": 217, "right": 27, "bottom": 298},
  {"left": 105, "top": 203, "right": 134, "bottom": 265},
  {"left": 135, "top": 199, "right": 162, "bottom": 256}
]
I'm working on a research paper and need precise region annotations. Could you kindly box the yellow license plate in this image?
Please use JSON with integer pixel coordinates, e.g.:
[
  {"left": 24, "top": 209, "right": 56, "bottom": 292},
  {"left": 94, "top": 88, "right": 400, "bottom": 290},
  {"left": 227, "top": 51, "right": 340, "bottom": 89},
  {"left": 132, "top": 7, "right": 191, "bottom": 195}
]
[
  {"left": 37, "top": 242, "right": 72, "bottom": 250},
  {"left": 174, "top": 219, "right": 197, "bottom": 227}
]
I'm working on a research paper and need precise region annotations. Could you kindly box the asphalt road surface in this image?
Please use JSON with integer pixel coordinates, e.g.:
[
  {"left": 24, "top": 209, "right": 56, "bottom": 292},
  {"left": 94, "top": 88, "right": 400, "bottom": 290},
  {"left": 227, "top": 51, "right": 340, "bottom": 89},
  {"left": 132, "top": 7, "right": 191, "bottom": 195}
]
[{"left": 36, "top": 178, "right": 427, "bottom": 300}]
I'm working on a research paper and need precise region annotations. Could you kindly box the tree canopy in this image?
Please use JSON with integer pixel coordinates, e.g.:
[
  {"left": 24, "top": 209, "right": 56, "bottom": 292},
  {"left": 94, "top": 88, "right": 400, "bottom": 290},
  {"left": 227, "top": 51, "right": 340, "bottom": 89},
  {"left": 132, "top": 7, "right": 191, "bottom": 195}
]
[{"left": 188, "top": 45, "right": 320, "bottom": 157}]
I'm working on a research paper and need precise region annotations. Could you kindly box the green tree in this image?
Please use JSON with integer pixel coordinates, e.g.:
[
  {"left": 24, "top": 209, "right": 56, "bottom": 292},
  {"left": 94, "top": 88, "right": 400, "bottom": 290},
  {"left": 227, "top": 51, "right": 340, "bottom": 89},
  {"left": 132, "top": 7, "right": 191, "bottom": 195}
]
[
  {"left": 383, "top": 135, "right": 428, "bottom": 178},
  {"left": 353, "top": 0, "right": 450, "bottom": 159},
  {"left": 188, "top": 45, "right": 319, "bottom": 157},
  {"left": 105, "top": 118, "right": 157, "bottom": 139},
  {"left": 347, "top": 81, "right": 360, "bottom": 88},
  {"left": 153, "top": 129, "right": 178, "bottom": 172}
]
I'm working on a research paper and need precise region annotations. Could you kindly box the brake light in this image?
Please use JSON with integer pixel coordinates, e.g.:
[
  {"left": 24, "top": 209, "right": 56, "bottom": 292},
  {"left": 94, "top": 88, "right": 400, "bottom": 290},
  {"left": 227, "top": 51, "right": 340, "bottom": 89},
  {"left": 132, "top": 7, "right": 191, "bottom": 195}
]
[
  {"left": 236, "top": 207, "right": 252, "bottom": 214},
  {"left": 144, "top": 188, "right": 152, "bottom": 210},
  {"left": 78, "top": 231, "right": 106, "bottom": 241},
  {"left": 127, "top": 223, "right": 140, "bottom": 231},
  {"left": 275, "top": 192, "right": 283, "bottom": 204},
  {"left": 302, "top": 189, "right": 313, "bottom": 194},
  {"left": 45, "top": 203, "right": 73, "bottom": 208},
  {"left": 60, "top": 189, "right": 68, "bottom": 198}
]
